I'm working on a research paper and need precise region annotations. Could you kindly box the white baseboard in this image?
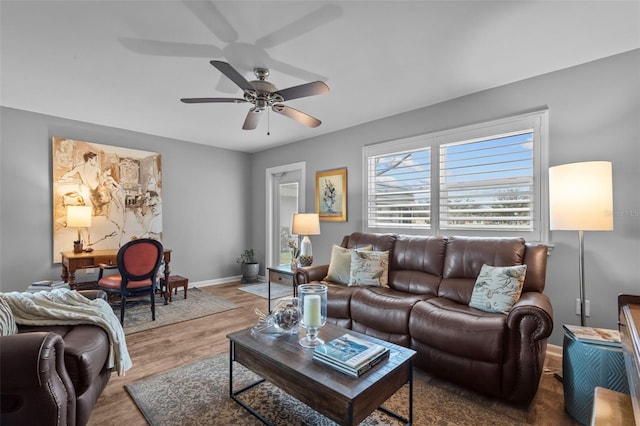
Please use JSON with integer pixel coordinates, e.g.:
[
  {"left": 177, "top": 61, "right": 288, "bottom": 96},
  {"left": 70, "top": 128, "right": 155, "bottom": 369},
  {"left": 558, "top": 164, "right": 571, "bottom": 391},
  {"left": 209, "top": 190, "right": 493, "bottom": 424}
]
[
  {"left": 189, "top": 275, "right": 266, "bottom": 289},
  {"left": 547, "top": 343, "right": 562, "bottom": 360}
]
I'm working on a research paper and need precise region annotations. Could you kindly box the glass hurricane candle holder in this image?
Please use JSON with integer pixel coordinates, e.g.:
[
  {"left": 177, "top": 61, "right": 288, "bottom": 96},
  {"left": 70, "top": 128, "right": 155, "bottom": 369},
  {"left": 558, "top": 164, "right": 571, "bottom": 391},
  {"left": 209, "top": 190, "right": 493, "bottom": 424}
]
[{"left": 298, "top": 284, "right": 327, "bottom": 348}]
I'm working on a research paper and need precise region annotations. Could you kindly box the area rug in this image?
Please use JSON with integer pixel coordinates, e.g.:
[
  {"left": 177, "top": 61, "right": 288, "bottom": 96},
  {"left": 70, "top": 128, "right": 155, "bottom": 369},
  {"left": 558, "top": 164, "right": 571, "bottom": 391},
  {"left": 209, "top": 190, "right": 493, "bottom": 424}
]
[
  {"left": 126, "top": 352, "right": 544, "bottom": 426},
  {"left": 114, "top": 288, "right": 240, "bottom": 335},
  {"left": 238, "top": 282, "right": 293, "bottom": 300}
]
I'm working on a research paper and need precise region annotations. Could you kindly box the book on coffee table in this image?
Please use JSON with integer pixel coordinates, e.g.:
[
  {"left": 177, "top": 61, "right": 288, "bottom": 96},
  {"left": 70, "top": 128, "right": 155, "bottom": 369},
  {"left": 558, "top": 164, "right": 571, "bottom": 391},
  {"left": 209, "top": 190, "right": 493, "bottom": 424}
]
[{"left": 313, "top": 333, "right": 390, "bottom": 377}]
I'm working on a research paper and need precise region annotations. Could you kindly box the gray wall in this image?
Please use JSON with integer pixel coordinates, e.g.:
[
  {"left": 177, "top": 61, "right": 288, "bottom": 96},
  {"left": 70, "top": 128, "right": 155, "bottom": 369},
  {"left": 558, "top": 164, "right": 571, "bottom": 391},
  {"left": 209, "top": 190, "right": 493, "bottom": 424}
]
[
  {"left": 0, "top": 107, "right": 251, "bottom": 292},
  {"left": 251, "top": 49, "right": 640, "bottom": 346}
]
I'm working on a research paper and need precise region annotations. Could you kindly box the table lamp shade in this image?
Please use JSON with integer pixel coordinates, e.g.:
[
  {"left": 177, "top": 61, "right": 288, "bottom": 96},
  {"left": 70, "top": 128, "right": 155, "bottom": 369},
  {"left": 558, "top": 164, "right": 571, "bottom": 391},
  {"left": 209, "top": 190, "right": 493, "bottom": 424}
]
[
  {"left": 67, "top": 205, "right": 92, "bottom": 228},
  {"left": 549, "top": 161, "right": 613, "bottom": 231},
  {"left": 292, "top": 213, "right": 320, "bottom": 236}
]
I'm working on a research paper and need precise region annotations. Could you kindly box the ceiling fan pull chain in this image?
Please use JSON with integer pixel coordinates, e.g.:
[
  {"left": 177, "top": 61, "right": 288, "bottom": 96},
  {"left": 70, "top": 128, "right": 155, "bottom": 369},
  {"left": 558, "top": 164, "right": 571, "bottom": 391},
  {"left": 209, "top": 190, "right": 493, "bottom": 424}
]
[{"left": 267, "top": 107, "right": 270, "bottom": 136}]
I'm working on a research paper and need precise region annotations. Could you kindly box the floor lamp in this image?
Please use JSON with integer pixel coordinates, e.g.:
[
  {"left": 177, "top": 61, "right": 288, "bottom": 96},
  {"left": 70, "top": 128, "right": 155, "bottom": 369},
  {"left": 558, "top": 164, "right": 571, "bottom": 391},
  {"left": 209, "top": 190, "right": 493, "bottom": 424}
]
[{"left": 549, "top": 161, "right": 613, "bottom": 326}]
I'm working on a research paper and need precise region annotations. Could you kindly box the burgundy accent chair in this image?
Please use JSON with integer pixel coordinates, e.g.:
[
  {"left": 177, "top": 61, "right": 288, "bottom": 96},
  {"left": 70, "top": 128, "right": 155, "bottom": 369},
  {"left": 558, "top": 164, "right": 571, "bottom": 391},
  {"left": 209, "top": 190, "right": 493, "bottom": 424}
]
[{"left": 98, "top": 238, "right": 163, "bottom": 323}]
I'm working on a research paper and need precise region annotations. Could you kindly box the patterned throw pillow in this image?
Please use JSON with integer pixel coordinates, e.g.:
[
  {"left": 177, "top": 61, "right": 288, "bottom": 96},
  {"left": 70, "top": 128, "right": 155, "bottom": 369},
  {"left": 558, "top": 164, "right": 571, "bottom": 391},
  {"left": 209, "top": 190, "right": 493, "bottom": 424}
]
[
  {"left": 0, "top": 296, "right": 18, "bottom": 336},
  {"left": 349, "top": 250, "right": 389, "bottom": 287},
  {"left": 469, "top": 264, "right": 527, "bottom": 314},
  {"left": 325, "top": 245, "right": 372, "bottom": 285}
]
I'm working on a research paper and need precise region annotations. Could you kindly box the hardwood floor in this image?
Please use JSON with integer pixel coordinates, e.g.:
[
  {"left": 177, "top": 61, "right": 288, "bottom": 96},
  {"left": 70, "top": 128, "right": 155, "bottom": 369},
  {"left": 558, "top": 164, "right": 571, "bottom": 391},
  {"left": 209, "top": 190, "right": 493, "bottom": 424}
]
[
  {"left": 88, "top": 282, "right": 573, "bottom": 425},
  {"left": 88, "top": 281, "right": 265, "bottom": 426}
]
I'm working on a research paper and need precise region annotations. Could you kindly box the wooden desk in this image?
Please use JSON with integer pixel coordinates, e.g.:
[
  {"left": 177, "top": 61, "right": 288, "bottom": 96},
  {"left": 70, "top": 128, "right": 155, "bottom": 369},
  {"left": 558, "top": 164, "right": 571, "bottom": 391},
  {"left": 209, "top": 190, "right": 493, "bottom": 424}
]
[{"left": 60, "top": 248, "right": 173, "bottom": 302}]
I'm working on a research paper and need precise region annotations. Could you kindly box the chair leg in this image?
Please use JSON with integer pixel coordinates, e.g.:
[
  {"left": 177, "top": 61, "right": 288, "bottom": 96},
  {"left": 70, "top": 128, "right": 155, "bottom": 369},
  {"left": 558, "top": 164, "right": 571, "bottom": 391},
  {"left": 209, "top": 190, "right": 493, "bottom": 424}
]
[
  {"left": 151, "top": 287, "right": 156, "bottom": 321},
  {"left": 120, "top": 294, "right": 126, "bottom": 324}
]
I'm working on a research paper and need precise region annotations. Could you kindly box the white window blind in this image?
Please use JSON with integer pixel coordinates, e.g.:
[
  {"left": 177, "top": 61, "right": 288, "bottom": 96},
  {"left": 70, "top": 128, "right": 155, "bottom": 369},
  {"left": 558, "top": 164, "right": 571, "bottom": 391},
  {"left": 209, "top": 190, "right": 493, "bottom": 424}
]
[
  {"left": 363, "top": 110, "right": 548, "bottom": 241},
  {"left": 439, "top": 131, "right": 534, "bottom": 231},
  {"left": 368, "top": 149, "right": 431, "bottom": 229}
]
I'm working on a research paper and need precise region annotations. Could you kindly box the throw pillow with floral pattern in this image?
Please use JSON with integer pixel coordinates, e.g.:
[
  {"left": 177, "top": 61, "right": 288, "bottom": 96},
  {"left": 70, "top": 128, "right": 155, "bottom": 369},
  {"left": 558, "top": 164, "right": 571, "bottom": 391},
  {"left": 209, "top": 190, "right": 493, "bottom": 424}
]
[
  {"left": 469, "top": 264, "right": 527, "bottom": 314},
  {"left": 349, "top": 250, "right": 389, "bottom": 287}
]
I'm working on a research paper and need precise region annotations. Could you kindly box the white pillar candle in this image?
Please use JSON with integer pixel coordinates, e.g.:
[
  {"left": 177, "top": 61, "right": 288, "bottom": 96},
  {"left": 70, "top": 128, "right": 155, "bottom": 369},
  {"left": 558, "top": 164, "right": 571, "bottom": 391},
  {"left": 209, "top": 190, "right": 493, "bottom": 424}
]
[{"left": 303, "top": 295, "right": 321, "bottom": 327}]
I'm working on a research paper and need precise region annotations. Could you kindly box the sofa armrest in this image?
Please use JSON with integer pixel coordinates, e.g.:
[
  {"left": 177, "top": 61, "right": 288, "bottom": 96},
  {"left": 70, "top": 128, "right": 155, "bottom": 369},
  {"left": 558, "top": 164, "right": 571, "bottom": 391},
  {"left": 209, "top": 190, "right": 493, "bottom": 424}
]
[
  {"left": 507, "top": 291, "right": 554, "bottom": 340},
  {"left": 0, "top": 332, "right": 76, "bottom": 425},
  {"left": 503, "top": 291, "right": 554, "bottom": 404},
  {"left": 294, "top": 264, "right": 330, "bottom": 284}
]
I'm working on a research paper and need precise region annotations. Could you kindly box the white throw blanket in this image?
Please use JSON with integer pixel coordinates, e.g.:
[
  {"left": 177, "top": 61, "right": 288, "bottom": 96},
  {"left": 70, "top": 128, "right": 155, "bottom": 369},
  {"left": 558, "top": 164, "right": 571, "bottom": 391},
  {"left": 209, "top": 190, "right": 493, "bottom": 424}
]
[{"left": 1, "top": 288, "right": 132, "bottom": 375}]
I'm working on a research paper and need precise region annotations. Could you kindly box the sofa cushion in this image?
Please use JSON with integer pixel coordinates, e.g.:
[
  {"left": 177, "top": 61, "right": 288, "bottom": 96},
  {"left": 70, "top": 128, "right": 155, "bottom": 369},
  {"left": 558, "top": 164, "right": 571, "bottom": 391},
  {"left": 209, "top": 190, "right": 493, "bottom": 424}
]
[
  {"left": 409, "top": 298, "right": 506, "bottom": 363},
  {"left": 388, "top": 235, "right": 447, "bottom": 295},
  {"left": 342, "top": 232, "right": 396, "bottom": 253},
  {"left": 0, "top": 297, "right": 18, "bottom": 336},
  {"left": 349, "top": 250, "right": 389, "bottom": 286},
  {"left": 325, "top": 244, "right": 372, "bottom": 284},
  {"left": 469, "top": 264, "right": 527, "bottom": 314},
  {"left": 443, "top": 237, "right": 526, "bottom": 278},
  {"left": 392, "top": 235, "right": 448, "bottom": 276},
  {"left": 439, "top": 237, "right": 526, "bottom": 304},
  {"left": 324, "top": 281, "right": 360, "bottom": 323},
  {"left": 350, "top": 287, "right": 428, "bottom": 339}
]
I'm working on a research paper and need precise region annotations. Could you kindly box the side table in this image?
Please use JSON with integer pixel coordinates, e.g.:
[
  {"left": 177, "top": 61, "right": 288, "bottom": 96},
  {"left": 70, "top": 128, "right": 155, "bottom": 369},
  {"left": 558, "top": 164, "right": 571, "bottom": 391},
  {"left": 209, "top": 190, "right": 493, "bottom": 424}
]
[
  {"left": 159, "top": 275, "right": 188, "bottom": 305},
  {"left": 562, "top": 325, "right": 629, "bottom": 425},
  {"left": 266, "top": 265, "right": 296, "bottom": 313}
]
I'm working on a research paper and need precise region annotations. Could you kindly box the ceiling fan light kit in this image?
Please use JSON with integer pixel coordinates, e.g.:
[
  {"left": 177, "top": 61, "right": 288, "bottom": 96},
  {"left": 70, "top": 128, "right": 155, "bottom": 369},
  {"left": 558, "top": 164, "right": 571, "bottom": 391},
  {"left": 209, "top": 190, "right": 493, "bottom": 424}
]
[{"left": 181, "top": 60, "right": 329, "bottom": 131}]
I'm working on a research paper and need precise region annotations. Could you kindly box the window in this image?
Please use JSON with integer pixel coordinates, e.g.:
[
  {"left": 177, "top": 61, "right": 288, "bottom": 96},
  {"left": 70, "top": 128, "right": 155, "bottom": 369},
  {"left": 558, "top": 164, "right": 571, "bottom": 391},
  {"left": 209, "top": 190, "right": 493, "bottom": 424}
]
[
  {"left": 364, "top": 110, "right": 548, "bottom": 241},
  {"left": 368, "top": 148, "right": 431, "bottom": 229}
]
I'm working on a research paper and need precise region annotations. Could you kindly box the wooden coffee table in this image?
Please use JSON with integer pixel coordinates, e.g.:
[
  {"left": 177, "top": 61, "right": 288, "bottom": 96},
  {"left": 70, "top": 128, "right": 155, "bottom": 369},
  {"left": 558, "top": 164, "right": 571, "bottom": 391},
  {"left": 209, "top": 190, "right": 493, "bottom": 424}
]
[{"left": 227, "top": 323, "right": 416, "bottom": 425}]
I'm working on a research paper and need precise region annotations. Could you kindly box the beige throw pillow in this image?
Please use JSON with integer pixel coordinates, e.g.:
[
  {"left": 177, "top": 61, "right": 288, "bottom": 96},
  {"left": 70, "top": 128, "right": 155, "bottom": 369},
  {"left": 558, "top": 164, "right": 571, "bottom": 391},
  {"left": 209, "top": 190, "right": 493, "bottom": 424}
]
[
  {"left": 325, "top": 245, "right": 372, "bottom": 285},
  {"left": 469, "top": 264, "right": 527, "bottom": 314},
  {"left": 349, "top": 250, "right": 389, "bottom": 287}
]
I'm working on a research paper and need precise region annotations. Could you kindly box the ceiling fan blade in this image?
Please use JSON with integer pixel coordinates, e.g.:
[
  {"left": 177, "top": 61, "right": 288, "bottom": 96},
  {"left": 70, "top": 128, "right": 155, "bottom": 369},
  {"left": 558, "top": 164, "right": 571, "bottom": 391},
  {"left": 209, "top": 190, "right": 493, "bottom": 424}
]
[
  {"left": 180, "top": 98, "right": 246, "bottom": 104},
  {"left": 255, "top": 4, "right": 342, "bottom": 49},
  {"left": 242, "top": 108, "right": 261, "bottom": 130},
  {"left": 276, "top": 81, "right": 329, "bottom": 101},
  {"left": 272, "top": 105, "right": 322, "bottom": 128},
  {"left": 267, "top": 57, "right": 327, "bottom": 83},
  {"left": 181, "top": 0, "right": 238, "bottom": 43},
  {"left": 210, "top": 61, "right": 255, "bottom": 93},
  {"left": 119, "top": 37, "right": 222, "bottom": 58}
]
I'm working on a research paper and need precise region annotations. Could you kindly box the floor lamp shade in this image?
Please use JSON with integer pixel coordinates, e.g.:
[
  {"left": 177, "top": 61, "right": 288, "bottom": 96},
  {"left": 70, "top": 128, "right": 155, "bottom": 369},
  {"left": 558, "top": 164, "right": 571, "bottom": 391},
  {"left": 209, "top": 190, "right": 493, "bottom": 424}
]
[
  {"left": 549, "top": 161, "right": 613, "bottom": 231},
  {"left": 548, "top": 161, "right": 613, "bottom": 326}
]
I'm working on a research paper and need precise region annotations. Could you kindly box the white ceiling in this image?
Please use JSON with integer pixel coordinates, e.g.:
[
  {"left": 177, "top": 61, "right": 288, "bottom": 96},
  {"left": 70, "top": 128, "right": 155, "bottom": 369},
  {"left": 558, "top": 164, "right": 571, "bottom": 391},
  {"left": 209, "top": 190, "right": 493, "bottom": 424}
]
[{"left": 1, "top": 1, "right": 638, "bottom": 153}]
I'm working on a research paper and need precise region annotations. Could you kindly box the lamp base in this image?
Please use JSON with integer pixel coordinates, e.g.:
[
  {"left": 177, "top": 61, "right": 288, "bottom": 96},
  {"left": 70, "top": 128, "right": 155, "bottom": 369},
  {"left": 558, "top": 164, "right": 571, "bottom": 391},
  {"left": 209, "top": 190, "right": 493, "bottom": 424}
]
[{"left": 299, "top": 255, "right": 313, "bottom": 267}]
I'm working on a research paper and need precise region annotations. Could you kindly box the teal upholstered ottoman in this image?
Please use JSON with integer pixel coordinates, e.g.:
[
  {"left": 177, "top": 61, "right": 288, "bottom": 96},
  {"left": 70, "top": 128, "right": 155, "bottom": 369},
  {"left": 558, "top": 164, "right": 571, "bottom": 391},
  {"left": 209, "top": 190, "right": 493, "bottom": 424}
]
[{"left": 562, "top": 325, "right": 629, "bottom": 425}]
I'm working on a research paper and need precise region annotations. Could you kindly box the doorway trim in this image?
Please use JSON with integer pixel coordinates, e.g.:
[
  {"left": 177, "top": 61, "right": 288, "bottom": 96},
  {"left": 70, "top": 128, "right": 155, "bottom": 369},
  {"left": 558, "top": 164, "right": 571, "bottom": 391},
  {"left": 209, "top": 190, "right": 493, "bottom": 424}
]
[{"left": 265, "top": 161, "right": 306, "bottom": 268}]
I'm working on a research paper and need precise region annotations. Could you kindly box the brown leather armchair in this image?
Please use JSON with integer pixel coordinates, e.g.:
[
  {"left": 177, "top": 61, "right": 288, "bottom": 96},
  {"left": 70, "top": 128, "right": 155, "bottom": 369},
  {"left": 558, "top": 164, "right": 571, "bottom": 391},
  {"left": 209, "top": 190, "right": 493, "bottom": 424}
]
[{"left": 0, "top": 290, "right": 112, "bottom": 426}]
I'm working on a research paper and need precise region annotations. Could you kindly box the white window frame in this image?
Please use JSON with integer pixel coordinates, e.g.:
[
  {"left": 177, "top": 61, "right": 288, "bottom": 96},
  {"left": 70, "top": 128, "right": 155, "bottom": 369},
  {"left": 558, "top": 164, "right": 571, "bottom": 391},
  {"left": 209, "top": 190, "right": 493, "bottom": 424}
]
[{"left": 363, "top": 110, "right": 549, "bottom": 242}]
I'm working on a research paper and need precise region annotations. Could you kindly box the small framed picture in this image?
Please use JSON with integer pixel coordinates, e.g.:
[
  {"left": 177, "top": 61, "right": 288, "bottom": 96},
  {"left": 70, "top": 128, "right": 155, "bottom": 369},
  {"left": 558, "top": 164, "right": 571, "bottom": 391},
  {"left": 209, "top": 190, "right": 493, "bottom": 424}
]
[{"left": 316, "top": 168, "right": 347, "bottom": 222}]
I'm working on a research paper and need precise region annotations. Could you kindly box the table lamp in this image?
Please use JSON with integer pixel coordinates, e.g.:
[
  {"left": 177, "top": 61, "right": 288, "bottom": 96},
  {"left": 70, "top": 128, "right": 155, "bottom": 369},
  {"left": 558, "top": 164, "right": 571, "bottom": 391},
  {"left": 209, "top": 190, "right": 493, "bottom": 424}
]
[
  {"left": 292, "top": 213, "right": 320, "bottom": 266},
  {"left": 67, "top": 205, "right": 92, "bottom": 252},
  {"left": 549, "top": 161, "right": 613, "bottom": 326}
]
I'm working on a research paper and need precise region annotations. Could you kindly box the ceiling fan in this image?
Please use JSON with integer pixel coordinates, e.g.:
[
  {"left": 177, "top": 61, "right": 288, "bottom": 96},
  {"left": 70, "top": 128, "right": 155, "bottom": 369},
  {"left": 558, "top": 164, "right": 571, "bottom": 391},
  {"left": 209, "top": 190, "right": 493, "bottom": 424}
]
[{"left": 181, "top": 60, "right": 329, "bottom": 130}]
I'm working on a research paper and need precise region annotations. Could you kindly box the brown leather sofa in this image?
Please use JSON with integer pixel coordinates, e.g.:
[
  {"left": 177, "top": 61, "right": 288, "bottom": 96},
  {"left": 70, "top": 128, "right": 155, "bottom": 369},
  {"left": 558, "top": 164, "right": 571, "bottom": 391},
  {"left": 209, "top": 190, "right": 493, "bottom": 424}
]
[
  {"left": 295, "top": 232, "right": 553, "bottom": 405},
  {"left": 0, "top": 290, "right": 112, "bottom": 426}
]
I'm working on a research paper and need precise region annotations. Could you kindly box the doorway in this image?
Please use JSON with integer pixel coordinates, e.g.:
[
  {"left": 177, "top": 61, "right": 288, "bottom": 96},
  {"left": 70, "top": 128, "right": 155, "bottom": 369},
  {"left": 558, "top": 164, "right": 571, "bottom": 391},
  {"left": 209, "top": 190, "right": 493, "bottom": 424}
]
[{"left": 265, "top": 162, "right": 305, "bottom": 267}]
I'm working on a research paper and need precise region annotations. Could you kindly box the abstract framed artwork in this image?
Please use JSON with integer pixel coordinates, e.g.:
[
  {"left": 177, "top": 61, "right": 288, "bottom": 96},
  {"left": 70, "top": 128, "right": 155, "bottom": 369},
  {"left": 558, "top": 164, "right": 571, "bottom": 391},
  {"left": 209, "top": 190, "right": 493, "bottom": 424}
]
[
  {"left": 52, "top": 137, "right": 162, "bottom": 262},
  {"left": 316, "top": 167, "right": 347, "bottom": 222}
]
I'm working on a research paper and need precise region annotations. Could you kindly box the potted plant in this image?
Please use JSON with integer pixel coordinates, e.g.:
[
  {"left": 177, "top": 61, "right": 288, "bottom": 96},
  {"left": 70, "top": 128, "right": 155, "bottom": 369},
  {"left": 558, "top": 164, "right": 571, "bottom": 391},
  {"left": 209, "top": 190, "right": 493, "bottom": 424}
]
[{"left": 237, "top": 249, "right": 259, "bottom": 283}]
